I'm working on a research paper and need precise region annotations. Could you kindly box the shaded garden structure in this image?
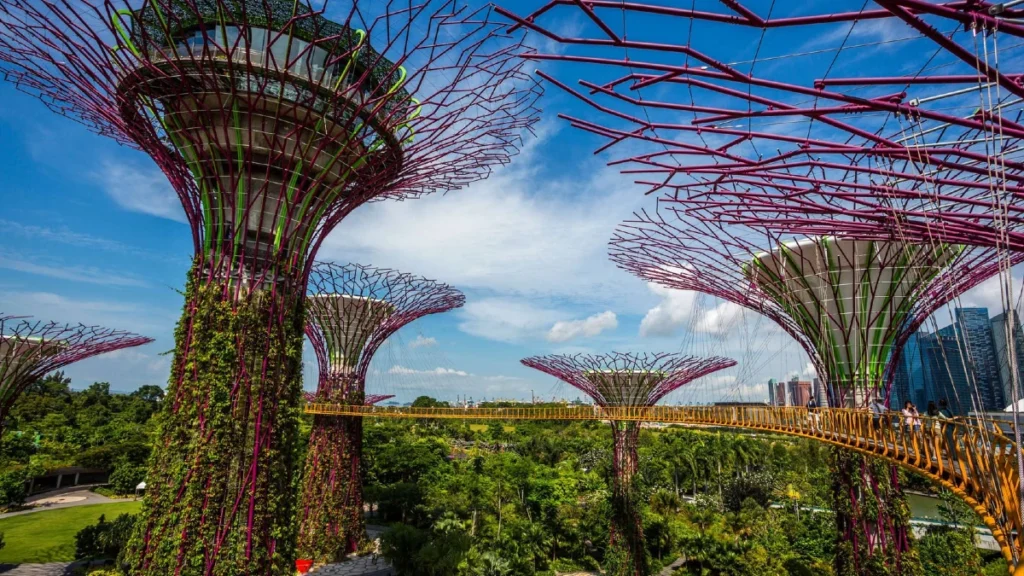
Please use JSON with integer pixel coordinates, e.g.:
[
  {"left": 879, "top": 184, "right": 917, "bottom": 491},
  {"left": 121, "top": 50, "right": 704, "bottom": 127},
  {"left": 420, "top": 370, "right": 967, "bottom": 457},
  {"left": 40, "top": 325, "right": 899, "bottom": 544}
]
[
  {"left": 521, "top": 352, "right": 735, "bottom": 576},
  {"left": 0, "top": 0, "right": 540, "bottom": 572},
  {"left": 609, "top": 204, "right": 1019, "bottom": 575},
  {"left": 0, "top": 314, "right": 152, "bottom": 436},
  {"left": 298, "top": 262, "right": 464, "bottom": 566}
]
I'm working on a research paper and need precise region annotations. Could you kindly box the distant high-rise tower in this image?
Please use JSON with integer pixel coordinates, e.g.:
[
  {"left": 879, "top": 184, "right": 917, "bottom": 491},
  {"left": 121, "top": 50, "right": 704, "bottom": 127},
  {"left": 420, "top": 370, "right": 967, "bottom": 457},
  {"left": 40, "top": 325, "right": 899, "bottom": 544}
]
[
  {"left": 775, "top": 380, "right": 788, "bottom": 406},
  {"left": 788, "top": 377, "right": 811, "bottom": 407},
  {"left": 991, "top": 310, "right": 1024, "bottom": 409},
  {"left": 768, "top": 378, "right": 777, "bottom": 405},
  {"left": 935, "top": 308, "right": 1004, "bottom": 411},
  {"left": 892, "top": 332, "right": 929, "bottom": 409}
]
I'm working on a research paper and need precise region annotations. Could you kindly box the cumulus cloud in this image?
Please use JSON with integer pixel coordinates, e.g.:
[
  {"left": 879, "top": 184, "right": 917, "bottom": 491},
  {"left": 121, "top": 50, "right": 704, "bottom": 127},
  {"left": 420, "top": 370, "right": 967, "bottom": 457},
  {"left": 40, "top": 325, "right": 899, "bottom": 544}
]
[
  {"left": 97, "top": 161, "right": 186, "bottom": 223},
  {"left": 639, "top": 283, "right": 749, "bottom": 338},
  {"left": 388, "top": 365, "right": 470, "bottom": 377},
  {"left": 639, "top": 284, "right": 697, "bottom": 337},
  {"left": 409, "top": 335, "right": 438, "bottom": 349},
  {"left": 547, "top": 311, "right": 617, "bottom": 342},
  {"left": 317, "top": 131, "right": 649, "bottom": 307},
  {"left": 786, "top": 362, "right": 818, "bottom": 381},
  {"left": 457, "top": 298, "right": 563, "bottom": 343}
]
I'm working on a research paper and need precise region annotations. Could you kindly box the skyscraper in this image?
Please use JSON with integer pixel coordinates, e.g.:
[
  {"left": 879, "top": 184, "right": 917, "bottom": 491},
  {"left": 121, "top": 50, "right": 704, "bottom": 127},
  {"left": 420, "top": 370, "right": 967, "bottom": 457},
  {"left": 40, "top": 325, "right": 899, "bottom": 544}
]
[
  {"left": 788, "top": 377, "right": 811, "bottom": 407},
  {"left": 917, "top": 308, "right": 1003, "bottom": 415},
  {"left": 768, "top": 378, "right": 777, "bottom": 406},
  {"left": 991, "top": 310, "right": 1024, "bottom": 409},
  {"left": 943, "top": 308, "right": 1004, "bottom": 411},
  {"left": 892, "top": 332, "right": 929, "bottom": 409}
]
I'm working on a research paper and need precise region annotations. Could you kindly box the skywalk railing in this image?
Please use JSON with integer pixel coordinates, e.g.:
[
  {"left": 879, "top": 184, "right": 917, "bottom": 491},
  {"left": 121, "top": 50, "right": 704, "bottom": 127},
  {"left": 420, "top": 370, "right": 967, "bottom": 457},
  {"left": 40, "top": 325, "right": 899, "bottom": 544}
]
[{"left": 305, "top": 402, "right": 1024, "bottom": 572}]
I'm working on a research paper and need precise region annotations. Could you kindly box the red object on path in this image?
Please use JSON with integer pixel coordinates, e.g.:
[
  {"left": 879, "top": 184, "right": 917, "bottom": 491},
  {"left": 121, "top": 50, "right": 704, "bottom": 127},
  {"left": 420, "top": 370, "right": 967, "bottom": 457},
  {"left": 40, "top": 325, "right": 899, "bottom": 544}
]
[{"left": 295, "top": 559, "right": 314, "bottom": 574}]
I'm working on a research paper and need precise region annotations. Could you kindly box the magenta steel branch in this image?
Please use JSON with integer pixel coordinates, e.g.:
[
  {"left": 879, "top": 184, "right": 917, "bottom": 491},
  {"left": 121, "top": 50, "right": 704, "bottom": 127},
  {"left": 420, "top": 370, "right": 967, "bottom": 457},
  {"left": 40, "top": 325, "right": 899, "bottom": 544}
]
[
  {"left": 0, "top": 314, "right": 153, "bottom": 434},
  {"left": 520, "top": 352, "right": 736, "bottom": 407},
  {"left": 305, "top": 261, "right": 466, "bottom": 403},
  {"left": 497, "top": 1, "right": 1024, "bottom": 251},
  {"left": 298, "top": 262, "right": 464, "bottom": 562},
  {"left": 0, "top": 0, "right": 543, "bottom": 289},
  {"left": 609, "top": 201, "right": 1020, "bottom": 404},
  {"left": 521, "top": 352, "right": 734, "bottom": 576}
]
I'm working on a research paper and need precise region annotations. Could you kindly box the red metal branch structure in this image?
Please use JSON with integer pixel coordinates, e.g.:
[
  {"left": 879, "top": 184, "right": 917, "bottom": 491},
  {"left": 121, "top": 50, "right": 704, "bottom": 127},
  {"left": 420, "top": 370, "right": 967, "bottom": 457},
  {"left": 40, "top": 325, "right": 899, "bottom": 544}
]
[
  {"left": 0, "top": 314, "right": 153, "bottom": 435},
  {"left": 609, "top": 202, "right": 1021, "bottom": 572},
  {"left": 0, "top": 1, "right": 539, "bottom": 573},
  {"left": 495, "top": 3, "right": 1024, "bottom": 569},
  {"left": 521, "top": 352, "right": 735, "bottom": 576},
  {"left": 298, "top": 262, "right": 464, "bottom": 564},
  {"left": 495, "top": 1, "right": 1024, "bottom": 252}
]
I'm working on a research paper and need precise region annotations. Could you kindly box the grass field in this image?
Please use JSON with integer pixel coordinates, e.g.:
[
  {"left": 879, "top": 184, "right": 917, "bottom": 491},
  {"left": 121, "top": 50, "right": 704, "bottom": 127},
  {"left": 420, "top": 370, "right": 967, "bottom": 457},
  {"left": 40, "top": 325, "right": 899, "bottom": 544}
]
[{"left": 0, "top": 501, "right": 142, "bottom": 564}]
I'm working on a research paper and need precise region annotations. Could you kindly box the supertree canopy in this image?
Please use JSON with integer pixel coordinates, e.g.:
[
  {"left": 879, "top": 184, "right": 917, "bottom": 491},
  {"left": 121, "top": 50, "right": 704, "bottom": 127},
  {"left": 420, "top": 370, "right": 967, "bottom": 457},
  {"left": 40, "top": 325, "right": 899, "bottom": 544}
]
[
  {"left": 493, "top": 1, "right": 1024, "bottom": 248},
  {"left": 0, "top": 2, "right": 540, "bottom": 573},
  {"left": 0, "top": 314, "right": 153, "bottom": 434},
  {"left": 608, "top": 204, "right": 1020, "bottom": 575},
  {"left": 298, "top": 262, "right": 464, "bottom": 564},
  {"left": 521, "top": 352, "right": 735, "bottom": 576}
]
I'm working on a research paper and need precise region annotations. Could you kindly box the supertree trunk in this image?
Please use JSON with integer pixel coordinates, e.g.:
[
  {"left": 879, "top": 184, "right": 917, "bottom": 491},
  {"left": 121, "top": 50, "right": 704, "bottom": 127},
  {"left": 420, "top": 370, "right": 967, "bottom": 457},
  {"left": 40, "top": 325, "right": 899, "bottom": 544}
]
[
  {"left": 608, "top": 421, "right": 647, "bottom": 576},
  {"left": 830, "top": 448, "right": 922, "bottom": 576},
  {"left": 125, "top": 266, "right": 304, "bottom": 576},
  {"left": 296, "top": 387, "right": 367, "bottom": 562}
]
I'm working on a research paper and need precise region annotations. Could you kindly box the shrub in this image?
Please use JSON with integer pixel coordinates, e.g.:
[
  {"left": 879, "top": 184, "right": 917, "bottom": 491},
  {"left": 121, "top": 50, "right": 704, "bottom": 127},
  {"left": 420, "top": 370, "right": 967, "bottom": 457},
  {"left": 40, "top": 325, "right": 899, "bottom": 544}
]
[
  {"left": 0, "top": 468, "right": 29, "bottom": 508},
  {"left": 108, "top": 464, "right": 145, "bottom": 496},
  {"left": 723, "top": 471, "right": 776, "bottom": 512},
  {"left": 75, "top": 513, "right": 138, "bottom": 561}
]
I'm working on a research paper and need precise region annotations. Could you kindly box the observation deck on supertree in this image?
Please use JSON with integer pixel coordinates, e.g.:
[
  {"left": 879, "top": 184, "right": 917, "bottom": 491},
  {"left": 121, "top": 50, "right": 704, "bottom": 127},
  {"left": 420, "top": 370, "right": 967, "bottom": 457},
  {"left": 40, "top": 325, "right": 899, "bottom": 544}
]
[
  {"left": 608, "top": 203, "right": 1020, "bottom": 574},
  {"left": 521, "top": 352, "right": 735, "bottom": 576},
  {"left": 0, "top": 314, "right": 153, "bottom": 435},
  {"left": 298, "top": 262, "right": 464, "bottom": 564},
  {"left": 495, "top": 1, "right": 1024, "bottom": 251},
  {"left": 0, "top": 1, "right": 540, "bottom": 573}
]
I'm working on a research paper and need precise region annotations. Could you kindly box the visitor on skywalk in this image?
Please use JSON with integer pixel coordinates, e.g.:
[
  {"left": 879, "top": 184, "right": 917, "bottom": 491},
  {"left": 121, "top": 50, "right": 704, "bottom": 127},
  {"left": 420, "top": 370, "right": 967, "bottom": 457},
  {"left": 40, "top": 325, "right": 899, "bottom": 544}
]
[
  {"left": 927, "top": 401, "right": 943, "bottom": 432},
  {"left": 869, "top": 398, "right": 888, "bottom": 431},
  {"left": 806, "top": 397, "right": 820, "bottom": 432},
  {"left": 902, "top": 401, "right": 922, "bottom": 433}
]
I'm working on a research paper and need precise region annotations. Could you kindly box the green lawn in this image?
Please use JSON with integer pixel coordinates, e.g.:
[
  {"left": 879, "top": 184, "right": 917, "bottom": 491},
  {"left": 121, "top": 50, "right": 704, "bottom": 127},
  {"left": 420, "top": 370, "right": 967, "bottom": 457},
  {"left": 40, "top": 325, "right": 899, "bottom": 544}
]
[{"left": 0, "top": 501, "right": 142, "bottom": 564}]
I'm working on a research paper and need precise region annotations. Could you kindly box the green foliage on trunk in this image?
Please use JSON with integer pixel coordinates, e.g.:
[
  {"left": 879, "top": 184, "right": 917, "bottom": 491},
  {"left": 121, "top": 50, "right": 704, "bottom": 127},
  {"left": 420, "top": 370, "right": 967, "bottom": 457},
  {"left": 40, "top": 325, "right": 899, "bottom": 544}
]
[
  {"left": 124, "top": 269, "right": 304, "bottom": 575},
  {"left": 830, "top": 449, "right": 922, "bottom": 576}
]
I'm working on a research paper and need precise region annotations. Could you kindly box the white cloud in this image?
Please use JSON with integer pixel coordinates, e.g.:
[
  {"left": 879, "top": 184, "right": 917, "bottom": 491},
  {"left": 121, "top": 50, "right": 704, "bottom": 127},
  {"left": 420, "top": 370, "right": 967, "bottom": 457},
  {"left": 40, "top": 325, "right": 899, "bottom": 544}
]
[
  {"left": 787, "top": 362, "right": 817, "bottom": 381},
  {"left": 639, "top": 283, "right": 747, "bottom": 338},
  {"left": 409, "top": 335, "right": 438, "bottom": 349},
  {"left": 317, "top": 129, "right": 648, "bottom": 307},
  {"left": 693, "top": 301, "right": 745, "bottom": 336},
  {"left": 639, "top": 284, "right": 697, "bottom": 337},
  {"left": 547, "top": 310, "right": 617, "bottom": 342},
  {"left": 96, "top": 161, "right": 186, "bottom": 223},
  {"left": 0, "top": 254, "right": 148, "bottom": 287},
  {"left": 388, "top": 365, "right": 470, "bottom": 377},
  {"left": 457, "top": 298, "right": 563, "bottom": 343}
]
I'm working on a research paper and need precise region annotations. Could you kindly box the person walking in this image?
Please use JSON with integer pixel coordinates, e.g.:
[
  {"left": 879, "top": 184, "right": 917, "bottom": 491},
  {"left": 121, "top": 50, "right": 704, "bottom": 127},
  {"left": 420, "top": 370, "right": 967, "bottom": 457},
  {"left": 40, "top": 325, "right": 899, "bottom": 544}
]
[
  {"left": 806, "top": 397, "right": 819, "bottom": 432},
  {"left": 868, "top": 397, "right": 886, "bottom": 431}
]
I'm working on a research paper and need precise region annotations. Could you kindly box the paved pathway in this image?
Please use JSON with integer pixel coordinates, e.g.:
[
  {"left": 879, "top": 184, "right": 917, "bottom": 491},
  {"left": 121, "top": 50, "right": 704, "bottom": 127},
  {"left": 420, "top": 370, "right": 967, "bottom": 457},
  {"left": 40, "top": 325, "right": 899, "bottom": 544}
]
[
  {"left": 0, "top": 561, "right": 106, "bottom": 575},
  {"left": 0, "top": 490, "right": 135, "bottom": 520},
  {"left": 309, "top": 556, "right": 393, "bottom": 576}
]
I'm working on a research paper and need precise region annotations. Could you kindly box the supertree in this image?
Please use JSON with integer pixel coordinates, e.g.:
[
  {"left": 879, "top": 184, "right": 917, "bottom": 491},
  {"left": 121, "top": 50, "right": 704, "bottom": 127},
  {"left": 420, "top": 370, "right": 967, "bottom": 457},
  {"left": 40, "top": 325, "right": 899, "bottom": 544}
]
[
  {"left": 0, "top": 1, "right": 539, "bottom": 572},
  {"left": 492, "top": 1, "right": 1024, "bottom": 254},
  {"left": 609, "top": 201, "right": 1024, "bottom": 575},
  {"left": 520, "top": 352, "right": 736, "bottom": 576},
  {"left": 0, "top": 314, "right": 153, "bottom": 434},
  {"left": 298, "top": 262, "right": 464, "bottom": 565}
]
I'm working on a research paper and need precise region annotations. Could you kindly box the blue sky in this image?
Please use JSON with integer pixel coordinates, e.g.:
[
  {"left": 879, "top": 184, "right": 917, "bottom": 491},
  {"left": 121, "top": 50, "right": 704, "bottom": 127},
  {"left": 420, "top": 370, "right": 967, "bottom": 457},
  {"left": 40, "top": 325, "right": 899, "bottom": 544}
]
[{"left": 0, "top": 0, "right": 1019, "bottom": 404}]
